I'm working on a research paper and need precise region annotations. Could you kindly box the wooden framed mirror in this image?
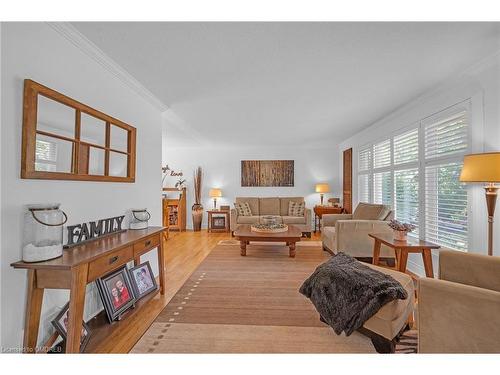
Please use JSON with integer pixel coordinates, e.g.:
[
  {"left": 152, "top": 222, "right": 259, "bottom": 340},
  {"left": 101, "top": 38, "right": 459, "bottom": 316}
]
[{"left": 21, "top": 79, "right": 136, "bottom": 182}]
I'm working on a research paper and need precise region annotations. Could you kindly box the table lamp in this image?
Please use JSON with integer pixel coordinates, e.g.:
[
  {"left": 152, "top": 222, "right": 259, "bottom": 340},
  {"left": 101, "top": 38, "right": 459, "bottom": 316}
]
[
  {"left": 315, "top": 183, "right": 330, "bottom": 206},
  {"left": 460, "top": 152, "right": 500, "bottom": 256},
  {"left": 209, "top": 188, "right": 222, "bottom": 210}
]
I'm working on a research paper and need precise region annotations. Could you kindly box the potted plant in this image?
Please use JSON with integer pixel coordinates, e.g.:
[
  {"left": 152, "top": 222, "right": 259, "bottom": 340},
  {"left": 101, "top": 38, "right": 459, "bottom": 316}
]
[
  {"left": 387, "top": 219, "right": 416, "bottom": 241},
  {"left": 192, "top": 166, "right": 203, "bottom": 231}
]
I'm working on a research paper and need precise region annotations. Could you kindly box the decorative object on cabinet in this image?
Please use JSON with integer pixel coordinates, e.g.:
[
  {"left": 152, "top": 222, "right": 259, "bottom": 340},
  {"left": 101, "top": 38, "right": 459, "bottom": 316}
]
[
  {"left": 11, "top": 227, "right": 167, "bottom": 353},
  {"left": 51, "top": 302, "right": 91, "bottom": 352},
  {"left": 21, "top": 79, "right": 136, "bottom": 182},
  {"left": 209, "top": 188, "right": 222, "bottom": 210},
  {"left": 241, "top": 160, "right": 294, "bottom": 187},
  {"left": 162, "top": 187, "right": 186, "bottom": 231},
  {"left": 328, "top": 197, "right": 340, "bottom": 207},
  {"left": 129, "top": 261, "right": 158, "bottom": 300},
  {"left": 65, "top": 215, "right": 125, "bottom": 248},
  {"left": 129, "top": 208, "right": 151, "bottom": 230},
  {"left": 313, "top": 205, "right": 344, "bottom": 233},
  {"left": 460, "top": 152, "right": 500, "bottom": 256},
  {"left": 315, "top": 183, "right": 330, "bottom": 205},
  {"left": 23, "top": 203, "right": 67, "bottom": 262},
  {"left": 207, "top": 210, "right": 230, "bottom": 233},
  {"left": 96, "top": 265, "right": 136, "bottom": 323},
  {"left": 192, "top": 166, "right": 204, "bottom": 231},
  {"left": 220, "top": 205, "right": 230, "bottom": 211}
]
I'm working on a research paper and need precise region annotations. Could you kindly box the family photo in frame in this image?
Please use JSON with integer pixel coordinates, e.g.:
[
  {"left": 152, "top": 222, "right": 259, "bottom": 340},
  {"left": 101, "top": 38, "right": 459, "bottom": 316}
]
[
  {"left": 51, "top": 302, "right": 91, "bottom": 352},
  {"left": 96, "top": 266, "right": 136, "bottom": 322}
]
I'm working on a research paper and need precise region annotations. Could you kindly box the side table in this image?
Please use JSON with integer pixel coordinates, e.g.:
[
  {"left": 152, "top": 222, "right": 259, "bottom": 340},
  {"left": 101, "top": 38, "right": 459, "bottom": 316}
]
[
  {"left": 368, "top": 233, "right": 440, "bottom": 278},
  {"left": 313, "top": 205, "right": 344, "bottom": 233},
  {"left": 207, "top": 210, "right": 230, "bottom": 233}
]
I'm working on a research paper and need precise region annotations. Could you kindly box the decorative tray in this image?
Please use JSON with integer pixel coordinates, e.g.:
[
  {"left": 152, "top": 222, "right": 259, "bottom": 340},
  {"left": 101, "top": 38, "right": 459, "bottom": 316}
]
[{"left": 250, "top": 223, "right": 289, "bottom": 233}]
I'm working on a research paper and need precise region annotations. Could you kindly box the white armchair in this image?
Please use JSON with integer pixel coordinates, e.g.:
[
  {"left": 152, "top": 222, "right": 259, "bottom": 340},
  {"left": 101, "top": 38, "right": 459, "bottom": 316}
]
[{"left": 321, "top": 203, "right": 394, "bottom": 260}]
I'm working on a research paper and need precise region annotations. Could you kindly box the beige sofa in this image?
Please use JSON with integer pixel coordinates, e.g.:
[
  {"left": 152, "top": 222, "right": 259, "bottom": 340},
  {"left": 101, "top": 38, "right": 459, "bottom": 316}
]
[
  {"left": 321, "top": 202, "right": 394, "bottom": 260},
  {"left": 230, "top": 197, "right": 312, "bottom": 236},
  {"left": 418, "top": 250, "right": 500, "bottom": 353}
]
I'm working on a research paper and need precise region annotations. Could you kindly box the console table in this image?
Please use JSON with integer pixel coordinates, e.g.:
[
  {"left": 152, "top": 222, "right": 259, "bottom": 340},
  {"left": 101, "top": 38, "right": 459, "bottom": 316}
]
[{"left": 11, "top": 226, "right": 167, "bottom": 353}]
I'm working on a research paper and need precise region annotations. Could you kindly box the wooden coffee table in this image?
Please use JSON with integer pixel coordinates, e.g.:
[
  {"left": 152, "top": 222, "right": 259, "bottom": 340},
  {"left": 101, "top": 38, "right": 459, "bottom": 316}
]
[{"left": 233, "top": 224, "right": 302, "bottom": 257}]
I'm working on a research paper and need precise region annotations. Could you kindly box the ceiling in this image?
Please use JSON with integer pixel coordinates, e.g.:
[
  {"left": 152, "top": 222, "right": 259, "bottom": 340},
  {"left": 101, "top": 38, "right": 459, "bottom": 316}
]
[{"left": 72, "top": 22, "right": 500, "bottom": 147}]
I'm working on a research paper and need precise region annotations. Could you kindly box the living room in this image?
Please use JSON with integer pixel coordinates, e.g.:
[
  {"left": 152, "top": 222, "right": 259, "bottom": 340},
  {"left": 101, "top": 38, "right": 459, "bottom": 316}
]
[{"left": 1, "top": 1, "right": 500, "bottom": 373}]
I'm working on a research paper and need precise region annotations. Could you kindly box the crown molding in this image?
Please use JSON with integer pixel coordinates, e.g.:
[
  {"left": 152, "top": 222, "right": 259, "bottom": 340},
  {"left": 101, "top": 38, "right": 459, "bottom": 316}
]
[{"left": 47, "top": 22, "right": 168, "bottom": 112}]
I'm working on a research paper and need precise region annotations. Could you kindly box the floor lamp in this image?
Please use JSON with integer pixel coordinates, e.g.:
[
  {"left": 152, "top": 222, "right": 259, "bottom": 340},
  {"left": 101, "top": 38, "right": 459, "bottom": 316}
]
[{"left": 460, "top": 152, "right": 500, "bottom": 256}]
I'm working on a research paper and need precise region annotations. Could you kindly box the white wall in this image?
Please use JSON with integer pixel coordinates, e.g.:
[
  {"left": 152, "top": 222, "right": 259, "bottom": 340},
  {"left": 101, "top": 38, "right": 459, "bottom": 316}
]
[
  {"left": 338, "top": 52, "right": 500, "bottom": 274},
  {"left": 162, "top": 143, "right": 340, "bottom": 230},
  {"left": 0, "top": 23, "right": 163, "bottom": 350}
]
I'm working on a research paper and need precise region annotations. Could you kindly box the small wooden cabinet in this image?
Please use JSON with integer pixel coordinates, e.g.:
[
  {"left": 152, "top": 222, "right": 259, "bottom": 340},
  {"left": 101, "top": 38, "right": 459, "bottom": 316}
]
[
  {"left": 162, "top": 187, "right": 186, "bottom": 231},
  {"left": 207, "top": 210, "right": 230, "bottom": 233}
]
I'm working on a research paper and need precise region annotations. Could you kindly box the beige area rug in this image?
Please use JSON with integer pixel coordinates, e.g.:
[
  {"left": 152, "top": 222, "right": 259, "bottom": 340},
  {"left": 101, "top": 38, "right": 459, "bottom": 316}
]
[
  {"left": 131, "top": 243, "right": 378, "bottom": 353},
  {"left": 217, "top": 239, "right": 323, "bottom": 247}
]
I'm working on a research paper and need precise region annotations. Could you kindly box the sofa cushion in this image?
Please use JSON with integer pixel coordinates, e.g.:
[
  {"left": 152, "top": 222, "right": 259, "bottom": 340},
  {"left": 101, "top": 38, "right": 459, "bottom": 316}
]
[
  {"left": 235, "top": 197, "right": 259, "bottom": 216},
  {"left": 282, "top": 216, "right": 306, "bottom": 225},
  {"left": 259, "top": 197, "right": 280, "bottom": 215},
  {"left": 352, "top": 203, "right": 390, "bottom": 220},
  {"left": 236, "top": 215, "right": 261, "bottom": 224},
  {"left": 234, "top": 202, "right": 252, "bottom": 216},
  {"left": 280, "top": 197, "right": 304, "bottom": 216},
  {"left": 288, "top": 201, "right": 305, "bottom": 217}
]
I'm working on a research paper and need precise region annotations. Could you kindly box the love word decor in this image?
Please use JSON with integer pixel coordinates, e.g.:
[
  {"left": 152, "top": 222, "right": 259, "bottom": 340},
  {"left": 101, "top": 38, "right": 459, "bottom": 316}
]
[{"left": 64, "top": 215, "right": 126, "bottom": 248}]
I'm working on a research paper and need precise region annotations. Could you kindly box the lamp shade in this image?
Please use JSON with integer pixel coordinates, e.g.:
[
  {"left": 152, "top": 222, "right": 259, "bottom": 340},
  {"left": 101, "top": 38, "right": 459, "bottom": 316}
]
[
  {"left": 460, "top": 153, "right": 500, "bottom": 183},
  {"left": 315, "top": 183, "right": 330, "bottom": 193},
  {"left": 209, "top": 188, "right": 222, "bottom": 198}
]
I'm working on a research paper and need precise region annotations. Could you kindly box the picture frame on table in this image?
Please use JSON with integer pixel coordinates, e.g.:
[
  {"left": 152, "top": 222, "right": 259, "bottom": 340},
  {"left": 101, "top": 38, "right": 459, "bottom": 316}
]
[
  {"left": 129, "top": 261, "right": 158, "bottom": 300},
  {"left": 51, "top": 302, "right": 91, "bottom": 352},
  {"left": 96, "top": 265, "right": 136, "bottom": 323}
]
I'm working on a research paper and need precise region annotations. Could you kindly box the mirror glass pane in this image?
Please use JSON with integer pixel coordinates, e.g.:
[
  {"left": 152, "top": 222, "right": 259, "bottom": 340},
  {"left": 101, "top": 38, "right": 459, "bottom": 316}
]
[
  {"left": 34, "top": 133, "right": 73, "bottom": 173},
  {"left": 109, "top": 152, "right": 128, "bottom": 177},
  {"left": 110, "top": 125, "right": 128, "bottom": 152},
  {"left": 88, "top": 147, "right": 105, "bottom": 176},
  {"left": 37, "top": 95, "right": 76, "bottom": 138},
  {"left": 81, "top": 112, "right": 106, "bottom": 146}
]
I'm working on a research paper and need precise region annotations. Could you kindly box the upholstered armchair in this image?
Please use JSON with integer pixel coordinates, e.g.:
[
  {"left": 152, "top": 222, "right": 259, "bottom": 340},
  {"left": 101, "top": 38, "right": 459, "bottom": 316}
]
[
  {"left": 418, "top": 250, "right": 500, "bottom": 353},
  {"left": 321, "top": 202, "right": 394, "bottom": 260}
]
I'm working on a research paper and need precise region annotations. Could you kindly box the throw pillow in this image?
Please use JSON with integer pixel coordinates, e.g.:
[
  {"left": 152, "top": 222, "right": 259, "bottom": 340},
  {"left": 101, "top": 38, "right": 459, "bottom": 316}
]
[
  {"left": 234, "top": 202, "right": 252, "bottom": 216},
  {"left": 288, "top": 201, "right": 305, "bottom": 217}
]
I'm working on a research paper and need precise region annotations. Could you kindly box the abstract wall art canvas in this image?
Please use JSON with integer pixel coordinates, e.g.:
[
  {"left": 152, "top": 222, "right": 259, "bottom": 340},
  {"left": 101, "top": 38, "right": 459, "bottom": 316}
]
[{"left": 241, "top": 160, "right": 294, "bottom": 187}]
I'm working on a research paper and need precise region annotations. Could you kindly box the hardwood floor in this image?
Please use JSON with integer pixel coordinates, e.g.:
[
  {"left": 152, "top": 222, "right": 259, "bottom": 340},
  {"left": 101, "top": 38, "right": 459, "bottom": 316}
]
[{"left": 96, "top": 230, "right": 321, "bottom": 353}]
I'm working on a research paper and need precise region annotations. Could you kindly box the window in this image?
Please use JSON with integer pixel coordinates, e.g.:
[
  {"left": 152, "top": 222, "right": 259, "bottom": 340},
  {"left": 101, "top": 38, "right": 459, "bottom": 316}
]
[
  {"left": 35, "top": 139, "right": 57, "bottom": 172},
  {"left": 356, "top": 102, "right": 470, "bottom": 251}
]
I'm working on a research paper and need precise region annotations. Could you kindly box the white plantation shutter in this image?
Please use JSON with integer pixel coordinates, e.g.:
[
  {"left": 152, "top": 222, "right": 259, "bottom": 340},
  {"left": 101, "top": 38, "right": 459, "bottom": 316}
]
[
  {"left": 358, "top": 174, "right": 370, "bottom": 203},
  {"left": 373, "top": 139, "right": 391, "bottom": 169},
  {"left": 425, "top": 163, "right": 468, "bottom": 251},
  {"left": 394, "top": 128, "right": 418, "bottom": 165},
  {"left": 424, "top": 108, "right": 469, "bottom": 251},
  {"left": 358, "top": 146, "right": 372, "bottom": 172},
  {"left": 425, "top": 111, "right": 468, "bottom": 160},
  {"left": 394, "top": 168, "right": 419, "bottom": 236},
  {"left": 373, "top": 171, "right": 392, "bottom": 205}
]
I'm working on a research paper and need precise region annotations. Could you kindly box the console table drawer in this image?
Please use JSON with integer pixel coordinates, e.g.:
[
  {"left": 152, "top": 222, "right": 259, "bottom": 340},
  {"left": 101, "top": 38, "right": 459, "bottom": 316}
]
[
  {"left": 133, "top": 234, "right": 160, "bottom": 256},
  {"left": 87, "top": 246, "right": 133, "bottom": 282}
]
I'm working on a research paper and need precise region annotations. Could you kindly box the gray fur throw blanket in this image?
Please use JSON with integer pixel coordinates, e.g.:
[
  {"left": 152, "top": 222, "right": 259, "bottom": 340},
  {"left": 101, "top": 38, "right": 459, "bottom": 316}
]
[{"left": 299, "top": 252, "right": 408, "bottom": 336}]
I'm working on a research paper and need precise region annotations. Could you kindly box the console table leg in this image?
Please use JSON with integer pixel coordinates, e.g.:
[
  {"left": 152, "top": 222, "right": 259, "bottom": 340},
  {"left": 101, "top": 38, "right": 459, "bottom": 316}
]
[
  {"left": 289, "top": 243, "right": 296, "bottom": 258},
  {"left": 398, "top": 249, "right": 409, "bottom": 274},
  {"left": 66, "top": 264, "right": 88, "bottom": 353},
  {"left": 240, "top": 241, "right": 247, "bottom": 256},
  {"left": 23, "top": 270, "right": 44, "bottom": 353},
  {"left": 372, "top": 239, "right": 381, "bottom": 266},
  {"left": 158, "top": 234, "right": 167, "bottom": 295},
  {"left": 422, "top": 248, "right": 434, "bottom": 278}
]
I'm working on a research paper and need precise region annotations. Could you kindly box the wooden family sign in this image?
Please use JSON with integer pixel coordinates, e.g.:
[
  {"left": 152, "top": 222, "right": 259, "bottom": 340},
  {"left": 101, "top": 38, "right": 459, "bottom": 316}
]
[{"left": 64, "top": 215, "right": 126, "bottom": 248}]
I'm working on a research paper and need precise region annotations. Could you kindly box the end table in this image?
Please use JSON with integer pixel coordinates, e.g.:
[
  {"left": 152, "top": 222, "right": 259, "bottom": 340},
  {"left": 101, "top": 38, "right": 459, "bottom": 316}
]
[
  {"left": 369, "top": 232, "right": 440, "bottom": 277},
  {"left": 313, "top": 205, "right": 344, "bottom": 233},
  {"left": 207, "top": 210, "right": 230, "bottom": 233}
]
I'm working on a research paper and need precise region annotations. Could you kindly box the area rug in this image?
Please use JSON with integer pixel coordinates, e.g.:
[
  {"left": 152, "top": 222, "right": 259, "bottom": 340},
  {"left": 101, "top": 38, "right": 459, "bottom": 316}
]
[{"left": 131, "top": 243, "right": 378, "bottom": 353}]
